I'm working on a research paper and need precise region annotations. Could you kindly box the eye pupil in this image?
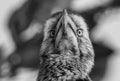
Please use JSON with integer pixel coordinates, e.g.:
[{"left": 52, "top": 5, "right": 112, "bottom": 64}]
[
  {"left": 50, "top": 30, "right": 55, "bottom": 37},
  {"left": 77, "top": 29, "right": 83, "bottom": 37},
  {"left": 78, "top": 31, "right": 81, "bottom": 34}
]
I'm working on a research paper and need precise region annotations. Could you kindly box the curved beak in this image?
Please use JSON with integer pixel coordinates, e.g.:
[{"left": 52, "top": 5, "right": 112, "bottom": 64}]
[
  {"left": 55, "top": 9, "right": 69, "bottom": 48},
  {"left": 63, "top": 9, "right": 69, "bottom": 30}
]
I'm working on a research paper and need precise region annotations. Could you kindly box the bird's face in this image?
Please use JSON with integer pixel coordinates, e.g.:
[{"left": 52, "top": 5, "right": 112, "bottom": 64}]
[{"left": 37, "top": 10, "right": 94, "bottom": 81}]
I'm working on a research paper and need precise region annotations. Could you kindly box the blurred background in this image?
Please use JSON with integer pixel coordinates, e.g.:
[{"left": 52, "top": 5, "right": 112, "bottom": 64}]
[{"left": 0, "top": 0, "right": 120, "bottom": 81}]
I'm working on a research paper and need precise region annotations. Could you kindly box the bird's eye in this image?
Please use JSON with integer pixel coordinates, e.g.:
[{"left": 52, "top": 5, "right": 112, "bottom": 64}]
[
  {"left": 50, "top": 30, "right": 55, "bottom": 37},
  {"left": 77, "top": 29, "right": 83, "bottom": 37}
]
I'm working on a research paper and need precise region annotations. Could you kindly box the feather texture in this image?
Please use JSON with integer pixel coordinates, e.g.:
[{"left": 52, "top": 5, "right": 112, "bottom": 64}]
[{"left": 37, "top": 9, "right": 94, "bottom": 81}]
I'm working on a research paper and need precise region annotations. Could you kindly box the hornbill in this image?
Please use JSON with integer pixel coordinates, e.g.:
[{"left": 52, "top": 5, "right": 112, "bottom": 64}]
[{"left": 37, "top": 9, "right": 94, "bottom": 81}]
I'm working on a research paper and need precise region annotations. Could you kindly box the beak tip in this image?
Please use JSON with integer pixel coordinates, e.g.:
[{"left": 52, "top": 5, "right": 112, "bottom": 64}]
[{"left": 63, "top": 9, "right": 68, "bottom": 16}]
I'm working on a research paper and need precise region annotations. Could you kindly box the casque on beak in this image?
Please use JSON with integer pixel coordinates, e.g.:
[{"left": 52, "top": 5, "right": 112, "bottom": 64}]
[
  {"left": 62, "top": 9, "right": 69, "bottom": 32},
  {"left": 55, "top": 9, "right": 69, "bottom": 48}
]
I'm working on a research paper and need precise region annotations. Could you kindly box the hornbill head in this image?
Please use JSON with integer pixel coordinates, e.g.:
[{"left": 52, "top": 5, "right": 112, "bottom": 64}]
[{"left": 37, "top": 9, "right": 94, "bottom": 81}]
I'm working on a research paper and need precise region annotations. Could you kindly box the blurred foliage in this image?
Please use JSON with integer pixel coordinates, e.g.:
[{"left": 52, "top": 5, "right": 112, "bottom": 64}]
[{"left": 2, "top": 0, "right": 120, "bottom": 81}]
